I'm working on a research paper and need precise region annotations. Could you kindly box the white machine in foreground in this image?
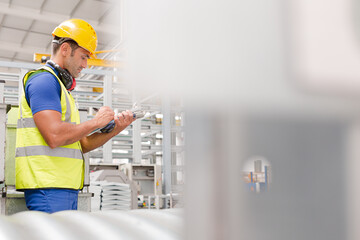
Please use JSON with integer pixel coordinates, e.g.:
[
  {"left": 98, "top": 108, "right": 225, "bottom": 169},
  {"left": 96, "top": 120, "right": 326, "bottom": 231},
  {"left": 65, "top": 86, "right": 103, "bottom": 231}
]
[{"left": 0, "top": 209, "right": 183, "bottom": 240}]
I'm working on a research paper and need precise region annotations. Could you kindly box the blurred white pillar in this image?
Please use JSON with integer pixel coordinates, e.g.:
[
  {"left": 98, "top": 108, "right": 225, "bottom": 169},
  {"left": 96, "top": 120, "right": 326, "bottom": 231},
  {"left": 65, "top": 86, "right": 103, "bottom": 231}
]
[
  {"left": 185, "top": 107, "right": 245, "bottom": 240},
  {"left": 103, "top": 75, "right": 113, "bottom": 163},
  {"left": 346, "top": 121, "right": 360, "bottom": 240},
  {"left": 162, "top": 96, "right": 172, "bottom": 194},
  {"left": 0, "top": 80, "right": 4, "bottom": 103},
  {"left": 132, "top": 97, "right": 141, "bottom": 164}
]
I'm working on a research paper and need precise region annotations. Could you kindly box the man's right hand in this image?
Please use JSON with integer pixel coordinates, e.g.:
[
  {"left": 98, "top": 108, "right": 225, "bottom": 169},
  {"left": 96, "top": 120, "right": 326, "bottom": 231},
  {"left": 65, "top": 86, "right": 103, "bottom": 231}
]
[{"left": 93, "top": 106, "right": 115, "bottom": 128}]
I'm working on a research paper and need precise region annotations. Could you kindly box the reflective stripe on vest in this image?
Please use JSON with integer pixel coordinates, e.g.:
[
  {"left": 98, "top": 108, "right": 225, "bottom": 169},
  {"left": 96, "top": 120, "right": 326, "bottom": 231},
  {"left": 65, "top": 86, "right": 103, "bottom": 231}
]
[
  {"left": 16, "top": 146, "right": 83, "bottom": 160},
  {"left": 17, "top": 118, "right": 76, "bottom": 128}
]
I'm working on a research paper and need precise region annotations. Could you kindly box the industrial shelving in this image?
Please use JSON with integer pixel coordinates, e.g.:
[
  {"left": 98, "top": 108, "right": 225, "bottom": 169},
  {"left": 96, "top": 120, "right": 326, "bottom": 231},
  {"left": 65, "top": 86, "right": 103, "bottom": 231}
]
[{"left": 0, "top": 60, "right": 185, "bottom": 206}]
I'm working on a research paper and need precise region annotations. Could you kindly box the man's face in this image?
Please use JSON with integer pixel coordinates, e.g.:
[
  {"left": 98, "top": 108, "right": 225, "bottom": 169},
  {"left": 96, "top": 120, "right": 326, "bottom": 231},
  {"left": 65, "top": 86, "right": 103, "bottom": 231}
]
[{"left": 63, "top": 46, "right": 90, "bottom": 78}]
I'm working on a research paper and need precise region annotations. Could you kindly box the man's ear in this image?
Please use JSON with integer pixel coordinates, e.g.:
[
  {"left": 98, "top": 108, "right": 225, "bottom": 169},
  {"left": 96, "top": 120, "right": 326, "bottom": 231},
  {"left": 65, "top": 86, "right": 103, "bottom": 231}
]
[{"left": 60, "top": 42, "right": 71, "bottom": 57}]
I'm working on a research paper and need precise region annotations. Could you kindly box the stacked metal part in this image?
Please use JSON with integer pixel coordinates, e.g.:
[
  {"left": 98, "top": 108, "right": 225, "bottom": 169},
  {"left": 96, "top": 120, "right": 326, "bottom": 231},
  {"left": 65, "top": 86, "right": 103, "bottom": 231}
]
[
  {"left": 100, "top": 182, "right": 132, "bottom": 211},
  {"left": 0, "top": 209, "right": 183, "bottom": 240},
  {"left": 90, "top": 181, "right": 132, "bottom": 211}
]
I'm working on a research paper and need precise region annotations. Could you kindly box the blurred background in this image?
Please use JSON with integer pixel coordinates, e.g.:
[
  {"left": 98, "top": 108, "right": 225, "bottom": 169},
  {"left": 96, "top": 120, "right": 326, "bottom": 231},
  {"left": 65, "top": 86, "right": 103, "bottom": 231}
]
[
  {"left": 1, "top": 0, "right": 360, "bottom": 239},
  {"left": 126, "top": 0, "right": 360, "bottom": 239}
]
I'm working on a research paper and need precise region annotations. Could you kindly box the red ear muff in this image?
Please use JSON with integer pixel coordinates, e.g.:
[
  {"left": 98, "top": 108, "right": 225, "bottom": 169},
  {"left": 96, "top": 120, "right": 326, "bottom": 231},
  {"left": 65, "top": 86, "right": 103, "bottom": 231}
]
[{"left": 67, "top": 77, "right": 76, "bottom": 91}]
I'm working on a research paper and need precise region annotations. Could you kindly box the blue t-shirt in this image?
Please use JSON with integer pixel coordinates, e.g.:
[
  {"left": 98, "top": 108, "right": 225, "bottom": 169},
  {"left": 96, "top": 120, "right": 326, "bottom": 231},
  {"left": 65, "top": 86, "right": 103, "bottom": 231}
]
[{"left": 25, "top": 66, "right": 62, "bottom": 115}]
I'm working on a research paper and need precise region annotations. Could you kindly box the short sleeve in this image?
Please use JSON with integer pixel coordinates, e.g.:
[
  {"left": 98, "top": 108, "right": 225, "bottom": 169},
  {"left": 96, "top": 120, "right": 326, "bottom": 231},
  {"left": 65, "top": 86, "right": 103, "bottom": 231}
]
[{"left": 25, "top": 72, "right": 62, "bottom": 115}]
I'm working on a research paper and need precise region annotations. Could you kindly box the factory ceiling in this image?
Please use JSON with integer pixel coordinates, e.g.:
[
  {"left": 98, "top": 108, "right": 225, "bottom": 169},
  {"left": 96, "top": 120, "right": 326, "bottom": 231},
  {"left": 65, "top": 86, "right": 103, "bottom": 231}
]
[{"left": 0, "top": 0, "right": 122, "bottom": 63}]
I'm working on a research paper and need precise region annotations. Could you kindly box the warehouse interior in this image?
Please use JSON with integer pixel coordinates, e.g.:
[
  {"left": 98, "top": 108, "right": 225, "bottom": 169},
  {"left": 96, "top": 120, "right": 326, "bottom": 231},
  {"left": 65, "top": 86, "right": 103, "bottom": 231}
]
[
  {"left": 0, "top": 0, "right": 185, "bottom": 239},
  {"left": 2, "top": 0, "right": 360, "bottom": 239}
]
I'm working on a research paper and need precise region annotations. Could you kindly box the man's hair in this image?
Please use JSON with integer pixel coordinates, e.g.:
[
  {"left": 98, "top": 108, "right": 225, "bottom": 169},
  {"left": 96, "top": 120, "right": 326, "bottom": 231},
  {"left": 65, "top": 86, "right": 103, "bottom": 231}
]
[{"left": 52, "top": 36, "right": 79, "bottom": 56}]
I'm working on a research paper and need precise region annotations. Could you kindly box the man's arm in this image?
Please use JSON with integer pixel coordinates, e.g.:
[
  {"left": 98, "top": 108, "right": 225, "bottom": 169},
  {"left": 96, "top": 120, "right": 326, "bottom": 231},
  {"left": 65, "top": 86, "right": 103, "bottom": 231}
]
[
  {"left": 33, "top": 106, "right": 114, "bottom": 149},
  {"left": 80, "top": 110, "right": 134, "bottom": 153}
]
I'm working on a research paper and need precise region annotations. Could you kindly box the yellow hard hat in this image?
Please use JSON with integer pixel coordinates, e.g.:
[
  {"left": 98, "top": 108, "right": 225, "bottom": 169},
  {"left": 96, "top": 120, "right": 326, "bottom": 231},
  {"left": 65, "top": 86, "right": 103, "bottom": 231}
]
[{"left": 52, "top": 19, "right": 97, "bottom": 56}]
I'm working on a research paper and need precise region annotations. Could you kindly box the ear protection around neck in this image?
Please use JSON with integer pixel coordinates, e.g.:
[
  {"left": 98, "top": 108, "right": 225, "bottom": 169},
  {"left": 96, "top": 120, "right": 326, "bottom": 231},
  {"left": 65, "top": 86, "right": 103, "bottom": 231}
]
[{"left": 46, "top": 60, "right": 76, "bottom": 91}]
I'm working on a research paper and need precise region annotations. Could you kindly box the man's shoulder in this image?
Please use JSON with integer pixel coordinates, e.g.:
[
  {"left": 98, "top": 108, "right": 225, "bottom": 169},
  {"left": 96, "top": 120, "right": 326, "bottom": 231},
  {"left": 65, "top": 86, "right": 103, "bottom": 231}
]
[
  {"left": 28, "top": 69, "right": 55, "bottom": 81},
  {"left": 26, "top": 70, "right": 59, "bottom": 88},
  {"left": 25, "top": 69, "right": 61, "bottom": 97}
]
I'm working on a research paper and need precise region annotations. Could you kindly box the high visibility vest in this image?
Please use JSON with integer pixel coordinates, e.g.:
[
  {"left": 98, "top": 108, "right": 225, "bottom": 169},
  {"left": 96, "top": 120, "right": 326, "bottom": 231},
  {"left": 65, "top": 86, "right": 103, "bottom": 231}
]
[{"left": 15, "top": 66, "right": 84, "bottom": 190}]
